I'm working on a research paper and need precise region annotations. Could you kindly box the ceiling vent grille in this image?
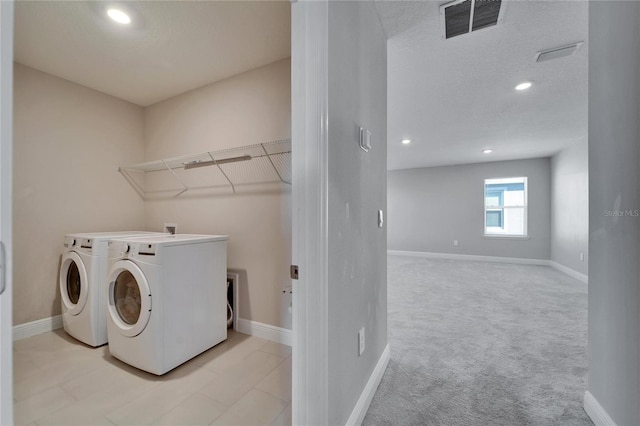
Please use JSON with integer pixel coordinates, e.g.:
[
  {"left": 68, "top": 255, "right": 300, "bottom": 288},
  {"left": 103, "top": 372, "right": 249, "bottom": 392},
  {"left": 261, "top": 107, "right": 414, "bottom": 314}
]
[
  {"left": 535, "top": 42, "right": 584, "bottom": 62},
  {"left": 440, "top": 0, "right": 503, "bottom": 39}
]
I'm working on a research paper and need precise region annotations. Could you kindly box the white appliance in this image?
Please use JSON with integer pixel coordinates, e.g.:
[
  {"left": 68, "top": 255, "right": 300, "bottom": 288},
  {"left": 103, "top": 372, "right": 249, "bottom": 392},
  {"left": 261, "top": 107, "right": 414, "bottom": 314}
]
[
  {"left": 105, "top": 234, "right": 228, "bottom": 375},
  {"left": 60, "top": 231, "right": 164, "bottom": 347}
]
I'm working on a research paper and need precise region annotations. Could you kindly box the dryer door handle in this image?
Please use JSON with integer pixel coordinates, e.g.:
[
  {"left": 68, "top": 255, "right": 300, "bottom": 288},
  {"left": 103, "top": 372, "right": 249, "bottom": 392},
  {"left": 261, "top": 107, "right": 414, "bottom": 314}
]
[{"left": 108, "top": 281, "right": 115, "bottom": 305}]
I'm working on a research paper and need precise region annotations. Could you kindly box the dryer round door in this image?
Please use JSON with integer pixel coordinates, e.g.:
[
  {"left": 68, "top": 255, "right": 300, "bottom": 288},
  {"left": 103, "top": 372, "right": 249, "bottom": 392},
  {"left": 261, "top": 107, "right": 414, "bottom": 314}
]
[
  {"left": 59, "top": 252, "right": 89, "bottom": 315},
  {"left": 107, "top": 260, "right": 151, "bottom": 337}
]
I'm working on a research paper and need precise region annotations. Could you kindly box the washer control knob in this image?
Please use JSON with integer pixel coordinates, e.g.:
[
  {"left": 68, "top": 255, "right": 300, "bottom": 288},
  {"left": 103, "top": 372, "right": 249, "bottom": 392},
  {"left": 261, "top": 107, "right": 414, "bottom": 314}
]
[{"left": 123, "top": 244, "right": 130, "bottom": 254}]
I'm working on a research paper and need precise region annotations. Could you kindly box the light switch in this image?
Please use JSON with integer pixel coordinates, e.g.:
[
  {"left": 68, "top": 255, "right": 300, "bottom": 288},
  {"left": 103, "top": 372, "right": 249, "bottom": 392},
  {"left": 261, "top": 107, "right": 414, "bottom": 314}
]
[
  {"left": 359, "top": 127, "right": 371, "bottom": 152},
  {"left": 378, "top": 210, "right": 384, "bottom": 228}
]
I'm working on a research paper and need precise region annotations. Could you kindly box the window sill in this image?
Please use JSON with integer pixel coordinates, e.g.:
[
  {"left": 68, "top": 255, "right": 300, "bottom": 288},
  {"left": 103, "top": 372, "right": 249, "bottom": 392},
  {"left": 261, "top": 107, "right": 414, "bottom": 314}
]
[{"left": 483, "top": 234, "right": 530, "bottom": 240}]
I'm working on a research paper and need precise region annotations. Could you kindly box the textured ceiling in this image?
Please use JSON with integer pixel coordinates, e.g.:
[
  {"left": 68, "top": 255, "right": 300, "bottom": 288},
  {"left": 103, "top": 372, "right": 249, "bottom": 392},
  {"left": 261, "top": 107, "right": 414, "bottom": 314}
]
[
  {"left": 375, "top": 0, "right": 588, "bottom": 170},
  {"left": 14, "top": 1, "right": 291, "bottom": 107},
  {"left": 15, "top": 1, "right": 586, "bottom": 170}
]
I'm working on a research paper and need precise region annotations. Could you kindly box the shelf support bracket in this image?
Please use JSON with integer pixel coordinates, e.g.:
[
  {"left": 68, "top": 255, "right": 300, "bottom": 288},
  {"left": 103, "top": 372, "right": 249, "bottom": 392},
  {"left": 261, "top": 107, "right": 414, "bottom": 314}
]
[
  {"left": 261, "top": 143, "right": 288, "bottom": 184},
  {"left": 118, "top": 167, "right": 147, "bottom": 199},
  {"left": 208, "top": 153, "right": 236, "bottom": 194},
  {"left": 162, "top": 160, "right": 189, "bottom": 197}
]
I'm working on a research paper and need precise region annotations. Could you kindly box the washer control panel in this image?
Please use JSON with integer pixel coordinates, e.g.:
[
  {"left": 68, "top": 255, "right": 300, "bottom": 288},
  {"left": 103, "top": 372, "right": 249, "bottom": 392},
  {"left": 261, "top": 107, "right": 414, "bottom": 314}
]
[{"left": 109, "top": 241, "right": 156, "bottom": 257}]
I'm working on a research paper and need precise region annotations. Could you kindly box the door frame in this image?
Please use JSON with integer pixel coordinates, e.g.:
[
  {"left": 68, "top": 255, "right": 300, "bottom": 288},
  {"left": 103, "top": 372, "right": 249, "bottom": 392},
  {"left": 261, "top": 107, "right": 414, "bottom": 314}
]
[
  {"left": 291, "top": 1, "right": 330, "bottom": 424},
  {"left": 0, "top": 0, "right": 14, "bottom": 423}
]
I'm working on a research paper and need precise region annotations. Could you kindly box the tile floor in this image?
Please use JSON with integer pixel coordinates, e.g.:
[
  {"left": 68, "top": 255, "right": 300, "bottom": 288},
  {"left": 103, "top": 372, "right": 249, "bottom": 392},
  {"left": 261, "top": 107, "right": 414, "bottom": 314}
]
[{"left": 13, "top": 329, "right": 292, "bottom": 425}]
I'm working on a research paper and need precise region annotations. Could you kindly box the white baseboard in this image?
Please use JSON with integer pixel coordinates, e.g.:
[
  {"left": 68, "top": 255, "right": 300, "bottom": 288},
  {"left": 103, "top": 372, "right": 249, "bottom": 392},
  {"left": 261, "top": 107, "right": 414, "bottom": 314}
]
[
  {"left": 346, "top": 344, "right": 390, "bottom": 426},
  {"left": 13, "top": 315, "right": 63, "bottom": 341},
  {"left": 584, "top": 391, "right": 617, "bottom": 426},
  {"left": 388, "top": 250, "right": 549, "bottom": 266},
  {"left": 549, "top": 261, "right": 589, "bottom": 284},
  {"left": 388, "top": 250, "right": 590, "bottom": 284},
  {"left": 236, "top": 318, "right": 292, "bottom": 347},
  {"left": 14, "top": 313, "right": 293, "bottom": 348}
]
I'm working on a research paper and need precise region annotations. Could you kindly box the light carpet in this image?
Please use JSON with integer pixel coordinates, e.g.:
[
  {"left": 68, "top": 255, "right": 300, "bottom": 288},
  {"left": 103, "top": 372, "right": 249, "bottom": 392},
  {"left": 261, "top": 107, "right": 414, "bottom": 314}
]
[{"left": 363, "top": 256, "right": 592, "bottom": 426}]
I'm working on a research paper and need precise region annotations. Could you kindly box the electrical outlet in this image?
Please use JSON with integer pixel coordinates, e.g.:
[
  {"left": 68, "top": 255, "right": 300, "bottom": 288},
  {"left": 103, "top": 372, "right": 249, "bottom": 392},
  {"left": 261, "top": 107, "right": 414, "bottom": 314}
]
[
  {"left": 453, "top": 240, "right": 459, "bottom": 246},
  {"left": 358, "top": 327, "right": 365, "bottom": 356},
  {"left": 164, "top": 223, "right": 177, "bottom": 235},
  {"left": 580, "top": 252, "right": 584, "bottom": 262}
]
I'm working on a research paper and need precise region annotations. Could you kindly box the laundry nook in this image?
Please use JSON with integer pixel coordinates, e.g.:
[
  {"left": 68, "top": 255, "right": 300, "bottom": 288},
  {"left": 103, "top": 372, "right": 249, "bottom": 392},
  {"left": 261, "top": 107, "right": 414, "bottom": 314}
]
[{"left": 11, "top": 1, "right": 293, "bottom": 424}]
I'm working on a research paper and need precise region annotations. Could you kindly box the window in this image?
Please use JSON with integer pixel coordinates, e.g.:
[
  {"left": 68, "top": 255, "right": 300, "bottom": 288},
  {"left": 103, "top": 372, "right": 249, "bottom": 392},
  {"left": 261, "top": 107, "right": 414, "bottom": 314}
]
[{"left": 484, "top": 177, "right": 527, "bottom": 236}]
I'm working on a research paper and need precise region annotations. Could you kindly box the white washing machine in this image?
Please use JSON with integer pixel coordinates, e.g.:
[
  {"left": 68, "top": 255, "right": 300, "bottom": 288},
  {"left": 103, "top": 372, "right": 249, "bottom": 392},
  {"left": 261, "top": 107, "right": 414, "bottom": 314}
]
[
  {"left": 59, "top": 231, "right": 164, "bottom": 347},
  {"left": 105, "top": 234, "right": 229, "bottom": 375}
]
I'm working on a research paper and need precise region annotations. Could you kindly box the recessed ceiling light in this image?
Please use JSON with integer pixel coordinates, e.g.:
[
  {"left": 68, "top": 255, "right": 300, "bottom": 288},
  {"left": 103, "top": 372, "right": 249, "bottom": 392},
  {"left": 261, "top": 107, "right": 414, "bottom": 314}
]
[
  {"left": 483, "top": 149, "right": 493, "bottom": 154},
  {"left": 515, "top": 82, "right": 532, "bottom": 91},
  {"left": 402, "top": 139, "right": 411, "bottom": 145},
  {"left": 107, "top": 8, "right": 131, "bottom": 25}
]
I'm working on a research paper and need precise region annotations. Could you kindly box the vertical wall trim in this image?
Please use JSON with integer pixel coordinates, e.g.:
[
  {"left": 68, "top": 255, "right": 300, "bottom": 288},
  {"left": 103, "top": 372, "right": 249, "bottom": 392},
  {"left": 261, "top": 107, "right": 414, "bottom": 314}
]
[
  {"left": 292, "top": 1, "right": 330, "bottom": 424},
  {"left": 0, "top": 1, "right": 14, "bottom": 422}
]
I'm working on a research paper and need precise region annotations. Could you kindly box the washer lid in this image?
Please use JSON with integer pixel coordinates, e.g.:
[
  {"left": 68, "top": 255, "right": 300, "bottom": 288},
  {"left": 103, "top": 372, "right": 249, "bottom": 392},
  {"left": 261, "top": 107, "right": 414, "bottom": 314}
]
[
  {"left": 59, "top": 252, "right": 89, "bottom": 315},
  {"left": 107, "top": 260, "right": 151, "bottom": 337}
]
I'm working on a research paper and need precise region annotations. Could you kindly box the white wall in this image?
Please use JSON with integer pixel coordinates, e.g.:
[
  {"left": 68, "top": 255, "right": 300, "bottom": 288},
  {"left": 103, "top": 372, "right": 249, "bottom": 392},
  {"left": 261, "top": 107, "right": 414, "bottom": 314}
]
[
  {"left": 551, "top": 138, "right": 588, "bottom": 275},
  {"left": 144, "top": 59, "right": 292, "bottom": 329},
  {"left": 327, "top": 2, "right": 387, "bottom": 424},
  {"left": 13, "top": 64, "right": 146, "bottom": 325},
  {"left": 388, "top": 158, "right": 551, "bottom": 260},
  {"left": 588, "top": 2, "right": 640, "bottom": 425}
]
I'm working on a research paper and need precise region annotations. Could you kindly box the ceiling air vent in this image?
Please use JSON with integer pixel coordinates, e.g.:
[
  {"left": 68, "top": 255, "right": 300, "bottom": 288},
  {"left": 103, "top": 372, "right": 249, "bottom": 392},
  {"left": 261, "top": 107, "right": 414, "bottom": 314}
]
[
  {"left": 535, "top": 42, "right": 584, "bottom": 63},
  {"left": 440, "top": 0, "right": 503, "bottom": 40}
]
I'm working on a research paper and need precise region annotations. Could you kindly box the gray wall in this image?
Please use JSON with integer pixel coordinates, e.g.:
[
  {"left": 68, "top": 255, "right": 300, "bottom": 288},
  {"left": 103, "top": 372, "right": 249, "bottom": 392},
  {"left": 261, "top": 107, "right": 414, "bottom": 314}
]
[
  {"left": 13, "top": 64, "right": 146, "bottom": 325},
  {"left": 388, "top": 158, "right": 551, "bottom": 260},
  {"left": 551, "top": 139, "right": 589, "bottom": 275},
  {"left": 327, "top": 2, "right": 387, "bottom": 424},
  {"left": 588, "top": 2, "right": 640, "bottom": 425}
]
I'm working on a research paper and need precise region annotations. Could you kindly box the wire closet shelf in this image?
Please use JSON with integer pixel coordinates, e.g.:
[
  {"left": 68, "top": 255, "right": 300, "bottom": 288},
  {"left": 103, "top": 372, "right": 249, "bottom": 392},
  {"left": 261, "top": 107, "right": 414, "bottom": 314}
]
[{"left": 118, "top": 139, "right": 291, "bottom": 199}]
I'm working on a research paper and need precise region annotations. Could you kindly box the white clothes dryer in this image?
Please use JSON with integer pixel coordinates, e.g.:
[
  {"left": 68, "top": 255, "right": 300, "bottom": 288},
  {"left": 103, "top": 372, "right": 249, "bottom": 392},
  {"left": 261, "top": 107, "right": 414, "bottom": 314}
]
[
  {"left": 105, "top": 234, "right": 229, "bottom": 375},
  {"left": 60, "top": 231, "right": 164, "bottom": 347}
]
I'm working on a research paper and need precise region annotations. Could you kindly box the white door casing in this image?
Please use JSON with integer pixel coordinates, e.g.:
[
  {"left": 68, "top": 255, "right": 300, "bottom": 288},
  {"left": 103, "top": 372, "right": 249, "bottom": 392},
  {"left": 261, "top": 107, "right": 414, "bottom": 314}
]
[
  {"left": 291, "top": 1, "right": 330, "bottom": 424},
  {"left": 0, "top": 0, "right": 14, "bottom": 423}
]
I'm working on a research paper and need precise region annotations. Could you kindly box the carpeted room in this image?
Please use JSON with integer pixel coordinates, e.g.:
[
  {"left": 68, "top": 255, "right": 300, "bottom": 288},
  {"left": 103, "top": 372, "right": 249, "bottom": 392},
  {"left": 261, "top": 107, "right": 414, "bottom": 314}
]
[
  {"left": 368, "top": 1, "right": 590, "bottom": 424},
  {"left": 364, "top": 257, "right": 589, "bottom": 425}
]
